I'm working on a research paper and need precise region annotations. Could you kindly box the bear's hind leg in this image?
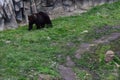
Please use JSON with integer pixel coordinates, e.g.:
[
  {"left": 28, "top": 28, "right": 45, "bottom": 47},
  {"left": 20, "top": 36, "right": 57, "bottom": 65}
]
[
  {"left": 36, "top": 24, "right": 41, "bottom": 29},
  {"left": 41, "top": 24, "right": 45, "bottom": 28},
  {"left": 36, "top": 26, "right": 40, "bottom": 29},
  {"left": 46, "top": 20, "right": 52, "bottom": 28},
  {"left": 38, "top": 24, "right": 45, "bottom": 29}
]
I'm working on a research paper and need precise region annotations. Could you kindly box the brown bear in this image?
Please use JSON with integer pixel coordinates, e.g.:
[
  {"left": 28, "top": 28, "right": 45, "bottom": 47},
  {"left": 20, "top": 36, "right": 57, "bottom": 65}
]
[{"left": 28, "top": 11, "right": 52, "bottom": 30}]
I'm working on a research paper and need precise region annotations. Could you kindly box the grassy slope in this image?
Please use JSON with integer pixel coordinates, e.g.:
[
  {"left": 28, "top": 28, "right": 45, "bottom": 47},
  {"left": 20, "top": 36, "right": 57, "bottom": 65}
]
[{"left": 0, "top": 1, "right": 120, "bottom": 80}]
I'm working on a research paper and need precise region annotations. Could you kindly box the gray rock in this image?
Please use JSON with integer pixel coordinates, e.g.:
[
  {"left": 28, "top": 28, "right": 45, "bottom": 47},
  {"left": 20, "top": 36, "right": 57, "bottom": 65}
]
[
  {"left": 0, "top": 0, "right": 18, "bottom": 30},
  {"left": 105, "top": 50, "right": 115, "bottom": 62}
]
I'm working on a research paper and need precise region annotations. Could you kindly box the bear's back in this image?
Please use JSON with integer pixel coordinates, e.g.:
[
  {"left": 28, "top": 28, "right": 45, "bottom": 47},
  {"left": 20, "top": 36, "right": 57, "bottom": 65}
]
[{"left": 38, "top": 12, "right": 52, "bottom": 24}]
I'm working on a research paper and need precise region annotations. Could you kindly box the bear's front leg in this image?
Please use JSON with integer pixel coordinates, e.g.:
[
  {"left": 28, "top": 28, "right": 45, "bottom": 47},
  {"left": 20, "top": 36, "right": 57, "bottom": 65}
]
[{"left": 28, "top": 23, "right": 33, "bottom": 30}]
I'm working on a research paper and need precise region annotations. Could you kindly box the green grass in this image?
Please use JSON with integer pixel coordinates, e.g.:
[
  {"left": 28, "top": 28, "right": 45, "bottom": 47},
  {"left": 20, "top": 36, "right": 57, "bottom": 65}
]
[{"left": 0, "top": 1, "right": 120, "bottom": 79}]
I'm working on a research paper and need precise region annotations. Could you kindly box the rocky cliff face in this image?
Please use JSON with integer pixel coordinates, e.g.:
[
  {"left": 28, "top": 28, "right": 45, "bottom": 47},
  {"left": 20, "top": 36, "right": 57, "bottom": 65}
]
[
  {"left": 0, "top": 0, "right": 118, "bottom": 30},
  {"left": 35, "top": 0, "right": 118, "bottom": 18}
]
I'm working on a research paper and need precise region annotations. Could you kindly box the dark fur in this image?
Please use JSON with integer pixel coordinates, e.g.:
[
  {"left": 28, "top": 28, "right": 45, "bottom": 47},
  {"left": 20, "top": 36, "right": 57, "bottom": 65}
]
[{"left": 28, "top": 12, "right": 52, "bottom": 30}]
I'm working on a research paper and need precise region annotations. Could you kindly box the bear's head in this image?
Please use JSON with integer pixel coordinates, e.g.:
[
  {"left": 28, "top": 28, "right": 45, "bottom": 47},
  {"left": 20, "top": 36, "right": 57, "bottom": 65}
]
[{"left": 28, "top": 14, "right": 37, "bottom": 23}]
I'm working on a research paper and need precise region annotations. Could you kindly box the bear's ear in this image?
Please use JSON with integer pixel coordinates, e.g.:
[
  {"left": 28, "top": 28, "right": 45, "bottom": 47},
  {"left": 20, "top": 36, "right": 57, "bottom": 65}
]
[
  {"left": 28, "top": 15, "right": 31, "bottom": 20},
  {"left": 28, "top": 15, "right": 30, "bottom": 18}
]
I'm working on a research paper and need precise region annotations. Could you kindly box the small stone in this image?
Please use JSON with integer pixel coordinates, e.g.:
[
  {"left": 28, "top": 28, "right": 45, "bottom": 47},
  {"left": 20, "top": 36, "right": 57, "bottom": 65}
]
[
  {"left": 38, "top": 74, "right": 52, "bottom": 80},
  {"left": 89, "top": 44, "right": 96, "bottom": 47},
  {"left": 81, "top": 30, "right": 88, "bottom": 34},
  {"left": 5, "top": 40, "right": 11, "bottom": 44},
  {"left": 47, "top": 36, "right": 51, "bottom": 40}
]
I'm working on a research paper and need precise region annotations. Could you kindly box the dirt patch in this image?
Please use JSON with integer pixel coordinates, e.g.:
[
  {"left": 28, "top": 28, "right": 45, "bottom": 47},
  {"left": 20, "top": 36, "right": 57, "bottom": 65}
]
[{"left": 58, "top": 65, "right": 76, "bottom": 80}]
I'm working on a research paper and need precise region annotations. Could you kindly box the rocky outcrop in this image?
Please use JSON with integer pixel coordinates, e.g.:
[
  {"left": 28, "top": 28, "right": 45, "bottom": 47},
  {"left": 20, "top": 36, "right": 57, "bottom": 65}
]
[
  {"left": 0, "top": 0, "right": 118, "bottom": 30},
  {"left": 0, "top": 0, "right": 18, "bottom": 31},
  {"left": 35, "top": 0, "right": 118, "bottom": 18}
]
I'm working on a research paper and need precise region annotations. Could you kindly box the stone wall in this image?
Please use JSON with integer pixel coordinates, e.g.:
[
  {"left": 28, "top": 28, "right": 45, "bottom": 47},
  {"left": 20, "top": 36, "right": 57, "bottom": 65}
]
[{"left": 0, "top": 0, "right": 118, "bottom": 31}]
